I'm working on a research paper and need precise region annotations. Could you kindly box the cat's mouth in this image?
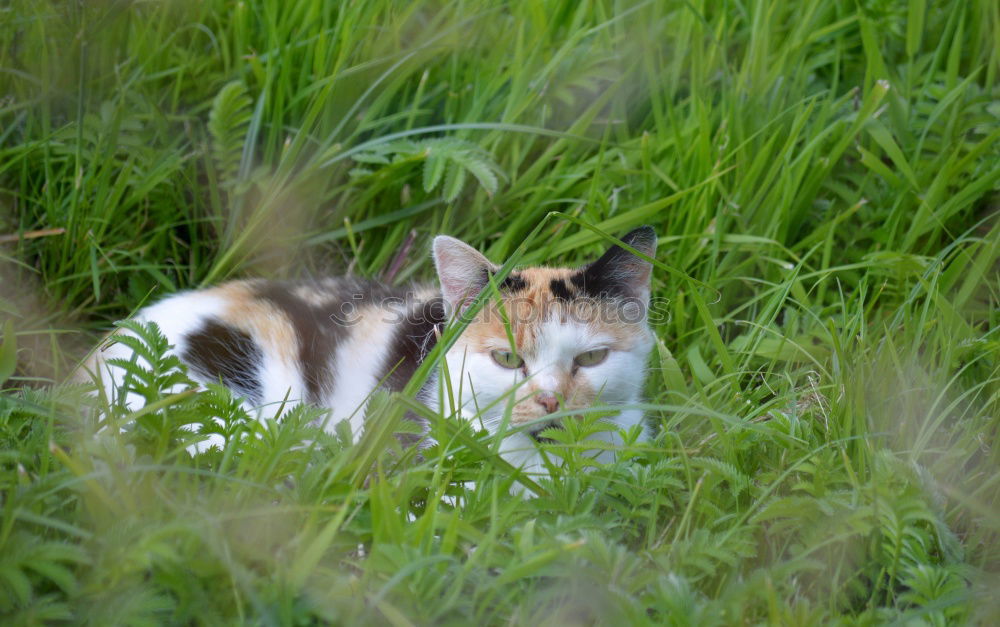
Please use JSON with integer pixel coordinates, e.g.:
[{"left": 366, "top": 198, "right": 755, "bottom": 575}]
[{"left": 526, "top": 421, "right": 562, "bottom": 444}]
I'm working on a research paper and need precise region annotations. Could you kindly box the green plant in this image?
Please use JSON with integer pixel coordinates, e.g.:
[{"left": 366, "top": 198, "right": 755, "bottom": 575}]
[{"left": 1, "top": 0, "right": 997, "bottom": 623}]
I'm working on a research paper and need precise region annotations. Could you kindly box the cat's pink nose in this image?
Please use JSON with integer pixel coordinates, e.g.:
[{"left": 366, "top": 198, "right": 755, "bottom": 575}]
[{"left": 535, "top": 392, "right": 559, "bottom": 414}]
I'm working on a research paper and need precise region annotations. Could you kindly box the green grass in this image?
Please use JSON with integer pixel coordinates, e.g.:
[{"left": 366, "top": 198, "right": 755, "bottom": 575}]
[{"left": 1, "top": 0, "right": 999, "bottom": 623}]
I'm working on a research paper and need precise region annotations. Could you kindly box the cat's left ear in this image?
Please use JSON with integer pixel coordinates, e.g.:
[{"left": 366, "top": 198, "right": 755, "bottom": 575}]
[
  {"left": 432, "top": 235, "right": 498, "bottom": 314},
  {"left": 574, "top": 226, "right": 657, "bottom": 300}
]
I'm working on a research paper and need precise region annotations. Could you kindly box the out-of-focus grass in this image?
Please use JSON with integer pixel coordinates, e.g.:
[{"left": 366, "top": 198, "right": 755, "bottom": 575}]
[{"left": 1, "top": 0, "right": 998, "bottom": 623}]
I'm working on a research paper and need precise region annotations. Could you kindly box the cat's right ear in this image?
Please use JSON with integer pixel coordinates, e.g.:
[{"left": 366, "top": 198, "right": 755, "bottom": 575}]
[{"left": 432, "top": 236, "right": 497, "bottom": 314}]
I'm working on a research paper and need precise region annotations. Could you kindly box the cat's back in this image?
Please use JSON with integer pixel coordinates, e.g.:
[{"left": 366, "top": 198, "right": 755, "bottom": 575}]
[{"left": 85, "top": 277, "right": 445, "bottom": 429}]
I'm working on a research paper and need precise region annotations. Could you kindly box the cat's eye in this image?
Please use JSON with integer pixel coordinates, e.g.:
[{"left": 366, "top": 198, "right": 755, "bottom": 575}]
[
  {"left": 491, "top": 350, "right": 524, "bottom": 369},
  {"left": 574, "top": 348, "right": 609, "bottom": 367}
]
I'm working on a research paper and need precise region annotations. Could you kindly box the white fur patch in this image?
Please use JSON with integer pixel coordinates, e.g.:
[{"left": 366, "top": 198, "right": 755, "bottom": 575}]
[{"left": 324, "top": 311, "right": 396, "bottom": 436}]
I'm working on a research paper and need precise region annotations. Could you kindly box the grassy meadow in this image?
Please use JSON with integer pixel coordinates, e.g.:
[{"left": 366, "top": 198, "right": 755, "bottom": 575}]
[{"left": 1, "top": 0, "right": 999, "bottom": 623}]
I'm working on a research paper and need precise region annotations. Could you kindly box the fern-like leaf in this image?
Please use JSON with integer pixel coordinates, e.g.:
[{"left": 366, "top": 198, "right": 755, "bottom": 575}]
[
  {"left": 422, "top": 150, "right": 447, "bottom": 192},
  {"left": 442, "top": 161, "right": 466, "bottom": 202},
  {"left": 449, "top": 147, "right": 499, "bottom": 196},
  {"left": 690, "top": 456, "right": 752, "bottom": 498},
  {"left": 104, "top": 320, "right": 193, "bottom": 410},
  {"left": 351, "top": 136, "right": 505, "bottom": 201},
  {"left": 208, "top": 81, "right": 253, "bottom": 186}
]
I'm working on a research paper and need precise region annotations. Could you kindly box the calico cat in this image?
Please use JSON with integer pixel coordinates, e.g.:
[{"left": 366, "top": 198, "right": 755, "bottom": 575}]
[{"left": 84, "top": 226, "right": 657, "bottom": 477}]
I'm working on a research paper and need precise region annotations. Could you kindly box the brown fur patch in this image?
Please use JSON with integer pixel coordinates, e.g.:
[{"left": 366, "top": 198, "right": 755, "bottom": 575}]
[{"left": 212, "top": 281, "right": 300, "bottom": 368}]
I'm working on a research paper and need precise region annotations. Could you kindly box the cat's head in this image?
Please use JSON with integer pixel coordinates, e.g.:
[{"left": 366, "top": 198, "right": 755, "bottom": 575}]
[{"left": 432, "top": 227, "right": 656, "bottom": 458}]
